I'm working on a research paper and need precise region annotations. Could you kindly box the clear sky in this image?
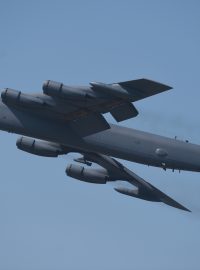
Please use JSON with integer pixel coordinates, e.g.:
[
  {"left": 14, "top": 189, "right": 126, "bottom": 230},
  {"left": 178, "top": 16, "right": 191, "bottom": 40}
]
[{"left": 0, "top": 1, "right": 200, "bottom": 269}]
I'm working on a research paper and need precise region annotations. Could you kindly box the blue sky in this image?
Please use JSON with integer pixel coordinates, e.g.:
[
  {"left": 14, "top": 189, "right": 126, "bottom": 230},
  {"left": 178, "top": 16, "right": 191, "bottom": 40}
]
[{"left": 0, "top": 1, "right": 200, "bottom": 269}]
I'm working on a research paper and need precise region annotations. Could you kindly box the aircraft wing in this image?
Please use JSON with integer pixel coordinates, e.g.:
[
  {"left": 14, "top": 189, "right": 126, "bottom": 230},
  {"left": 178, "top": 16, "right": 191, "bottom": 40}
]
[
  {"left": 115, "top": 167, "right": 191, "bottom": 212},
  {"left": 41, "top": 78, "right": 172, "bottom": 136},
  {"left": 89, "top": 78, "right": 172, "bottom": 122},
  {"left": 72, "top": 152, "right": 190, "bottom": 212},
  {"left": 1, "top": 78, "right": 172, "bottom": 137}
]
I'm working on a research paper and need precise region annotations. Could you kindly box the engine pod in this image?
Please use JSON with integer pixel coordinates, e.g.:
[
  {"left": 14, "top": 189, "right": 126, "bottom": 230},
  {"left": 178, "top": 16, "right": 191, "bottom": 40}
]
[
  {"left": 1, "top": 88, "right": 45, "bottom": 108},
  {"left": 42, "top": 80, "right": 92, "bottom": 101},
  {"left": 66, "top": 164, "right": 108, "bottom": 184},
  {"left": 16, "top": 136, "right": 63, "bottom": 157}
]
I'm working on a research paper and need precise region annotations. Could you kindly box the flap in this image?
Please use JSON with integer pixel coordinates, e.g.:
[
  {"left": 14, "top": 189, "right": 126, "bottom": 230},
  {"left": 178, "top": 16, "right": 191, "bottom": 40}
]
[
  {"left": 110, "top": 102, "right": 138, "bottom": 122},
  {"left": 69, "top": 113, "right": 110, "bottom": 137}
]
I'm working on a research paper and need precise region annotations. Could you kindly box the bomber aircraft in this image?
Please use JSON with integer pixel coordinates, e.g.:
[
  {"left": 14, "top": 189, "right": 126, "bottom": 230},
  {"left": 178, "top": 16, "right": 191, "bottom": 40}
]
[{"left": 0, "top": 78, "right": 197, "bottom": 212}]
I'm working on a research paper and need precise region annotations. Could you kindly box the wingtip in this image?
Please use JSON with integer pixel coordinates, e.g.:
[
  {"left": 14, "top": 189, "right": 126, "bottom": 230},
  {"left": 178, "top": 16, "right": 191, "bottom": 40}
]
[
  {"left": 166, "top": 85, "right": 173, "bottom": 91},
  {"left": 160, "top": 197, "right": 191, "bottom": 212},
  {"left": 141, "top": 78, "right": 173, "bottom": 91},
  {"left": 114, "top": 187, "right": 191, "bottom": 212},
  {"left": 174, "top": 204, "right": 191, "bottom": 212},
  {"left": 180, "top": 206, "right": 191, "bottom": 213}
]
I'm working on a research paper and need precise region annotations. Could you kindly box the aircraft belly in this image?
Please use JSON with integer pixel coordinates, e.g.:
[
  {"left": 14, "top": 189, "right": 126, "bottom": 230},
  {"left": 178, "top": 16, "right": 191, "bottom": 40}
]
[{"left": 83, "top": 124, "right": 200, "bottom": 172}]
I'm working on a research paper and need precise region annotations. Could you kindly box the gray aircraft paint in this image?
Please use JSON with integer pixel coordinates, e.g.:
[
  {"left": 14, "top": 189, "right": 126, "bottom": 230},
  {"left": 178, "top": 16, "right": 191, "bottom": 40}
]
[
  {"left": 0, "top": 98, "right": 199, "bottom": 172},
  {"left": 0, "top": 79, "right": 198, "bottom": 212}
]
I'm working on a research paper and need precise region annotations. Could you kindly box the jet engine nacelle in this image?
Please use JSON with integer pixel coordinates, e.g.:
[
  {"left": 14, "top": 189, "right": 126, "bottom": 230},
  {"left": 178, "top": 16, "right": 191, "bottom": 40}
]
[
  {"left": 16, "top": 136, "right": 63, "bottom": 157},
  {"left": 66, "top": 164, "right": 108, "bottom": 184},
  {"left": 43, "top": 80, "right": 92, "bottom": 102},
  {"left": 1, "top": 88, "right": 45, "bottom": 108}
]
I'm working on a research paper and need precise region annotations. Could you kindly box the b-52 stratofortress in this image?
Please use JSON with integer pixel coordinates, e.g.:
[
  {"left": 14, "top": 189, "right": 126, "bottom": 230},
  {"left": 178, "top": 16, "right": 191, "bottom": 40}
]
[{"left": 0, "top": 78, "right": 197, "bottom": 212}]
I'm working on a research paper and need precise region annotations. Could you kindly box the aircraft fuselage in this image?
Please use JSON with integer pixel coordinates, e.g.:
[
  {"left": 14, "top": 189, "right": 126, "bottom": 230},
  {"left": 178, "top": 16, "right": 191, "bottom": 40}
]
[{"left": 0, "top": 99, "right": 200, "bottom": 172}]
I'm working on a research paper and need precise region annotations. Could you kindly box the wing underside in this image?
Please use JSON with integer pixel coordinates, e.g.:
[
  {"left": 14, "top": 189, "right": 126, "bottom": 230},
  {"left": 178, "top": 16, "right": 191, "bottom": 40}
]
[
  {"left": 69, "top": 152, "right": 190, "bottom": 212},
  {"left": 1, "top": 78, "right": 172, "bottom": 137},
  {"left": 66, "top": 78, "right": 172, "bottom": 135}
]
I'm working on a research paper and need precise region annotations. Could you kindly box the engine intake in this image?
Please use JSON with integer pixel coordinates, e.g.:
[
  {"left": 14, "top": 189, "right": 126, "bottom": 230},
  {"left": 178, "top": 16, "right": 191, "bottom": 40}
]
[
  {"left": 1, "top": 88, "right": 45, "bottom": 108},
  {"left": 66, "top": 164, "right": 108, "bottom": 184},
  {"left": 42, "top": 80, "right": 93, "bottom": 101},
  {"left": 16, "top": 136, "right": 63, "bottom": 157}
]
